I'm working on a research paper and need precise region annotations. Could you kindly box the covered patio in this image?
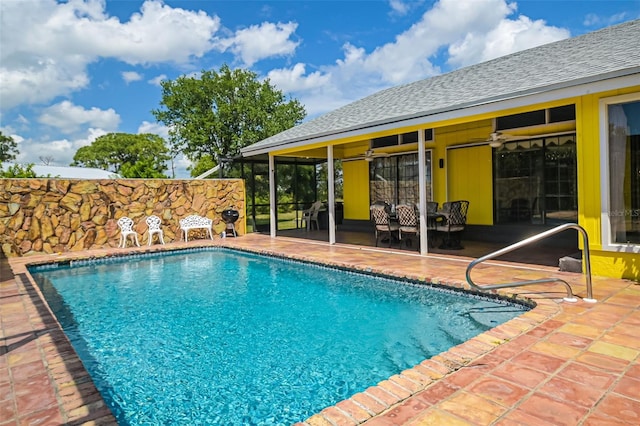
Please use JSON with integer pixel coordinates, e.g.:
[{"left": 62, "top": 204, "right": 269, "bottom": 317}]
[{"left": 238, "top": 20, "right": 640, "bottom": 281}]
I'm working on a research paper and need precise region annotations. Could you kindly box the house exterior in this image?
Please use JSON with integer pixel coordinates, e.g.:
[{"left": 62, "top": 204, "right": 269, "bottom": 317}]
[{"left": 241, "top": 20, "right": 640, "bottom": 280}]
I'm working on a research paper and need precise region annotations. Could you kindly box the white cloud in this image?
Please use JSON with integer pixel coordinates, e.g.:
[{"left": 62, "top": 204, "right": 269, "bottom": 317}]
[
  {"left": 279, "top": 0, "right": 570, "bottom": 117},
  {"left": 38, "top": 101, "right": 120, "bottom": 134},
  {"left": 14, "top": 127, "right": 108, "bottom": 167},
  {"left": 138, "top": 121, "right": 169, "bottom": 139},
  {"left": 447, "top": 15, "right": 569, "bottom": 68},
  {"left": 0, "top": 0, "right": 221, "bottom": 109},
  {"left": 218, "top": 21, "right": 300, "bottom": 66},
  {"left": 389, "top": 0, "right": 410, "bottom": 16},
  {"left": 149, "top": 74, "right": 168, "bottom": 86},
  {"left": 584, "top": 12, "right": 629, "bottom": 27},
  {"left": 122, "top": 71, "right": 143, "bottom": 84},
  {"left": 267, "top": 63, "right": 331, "bottom": 93}
]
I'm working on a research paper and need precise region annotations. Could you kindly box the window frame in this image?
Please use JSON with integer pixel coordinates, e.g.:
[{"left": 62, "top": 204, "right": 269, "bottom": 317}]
[{"left": 599, "top": 92, "right": 640, "bottom": 253}]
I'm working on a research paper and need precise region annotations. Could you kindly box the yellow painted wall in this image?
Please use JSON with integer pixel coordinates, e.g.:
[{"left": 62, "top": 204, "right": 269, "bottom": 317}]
[
  {"left": 343, "top": 160, "right": 371, "bottom": 220},
  {"left": 446, "top": 145, "right": 494, "bottom": 225},
  {"left": 577, "top": 86, "right": 640, "bottom": 280}
]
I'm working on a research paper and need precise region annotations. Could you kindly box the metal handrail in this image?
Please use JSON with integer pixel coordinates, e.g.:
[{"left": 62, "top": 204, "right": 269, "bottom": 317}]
[{"left": 466, "top": 223, "right": 595, "bottom": 303}]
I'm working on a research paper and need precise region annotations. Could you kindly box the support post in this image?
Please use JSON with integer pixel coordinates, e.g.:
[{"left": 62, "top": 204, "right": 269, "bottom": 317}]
[
  {"left": 418, "top": 130, "right": 428, "bottom": 254},
  {"left": 269, "top": 154, "right": 276, "bottom": 238}
]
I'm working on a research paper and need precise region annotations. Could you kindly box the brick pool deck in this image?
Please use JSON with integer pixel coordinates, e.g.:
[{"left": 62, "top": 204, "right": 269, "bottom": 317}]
[{"left": 1, "top": 233, "right": 638, "bottom": 425}]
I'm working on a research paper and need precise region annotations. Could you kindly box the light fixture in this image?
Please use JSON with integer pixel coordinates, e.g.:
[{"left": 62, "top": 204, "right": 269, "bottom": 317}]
[{"left": 489, "top": 140, "right": 503, "bottom": 148}]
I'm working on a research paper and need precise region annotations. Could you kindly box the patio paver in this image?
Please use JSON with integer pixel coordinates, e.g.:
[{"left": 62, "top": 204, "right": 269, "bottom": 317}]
[{"left": 1, "top": 233, "right": 638, "bottom": 425}]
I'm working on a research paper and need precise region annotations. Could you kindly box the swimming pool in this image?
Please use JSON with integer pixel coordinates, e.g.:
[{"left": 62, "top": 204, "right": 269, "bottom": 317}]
[{"left": 30, "top": 248, "right": 529, "bottom": 425}]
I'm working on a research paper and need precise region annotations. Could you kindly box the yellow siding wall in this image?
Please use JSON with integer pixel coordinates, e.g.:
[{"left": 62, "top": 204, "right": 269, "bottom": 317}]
[
  {"left": 343, "top": 160, "right": 371, "bottom": 220},
  {"left": 577, "top": 94, "right": 603, "bottom": 246},
  {"left": 578, "top": 87, "right": 640, "bottom": 280},
  {"left": 446, "top": 145, "right": 493, "bottom": 225}
]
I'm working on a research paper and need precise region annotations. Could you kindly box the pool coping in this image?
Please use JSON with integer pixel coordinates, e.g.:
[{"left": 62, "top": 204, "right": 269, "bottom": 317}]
[{"left": 2, "top": 234, "right": 639, "bottom": 425}]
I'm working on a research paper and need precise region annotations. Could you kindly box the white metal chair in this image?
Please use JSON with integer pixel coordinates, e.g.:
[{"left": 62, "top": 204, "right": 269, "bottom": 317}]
[
  {"left": 117, "top": 216, "right": 140, "bottom": 248},
  {"left": 145, "top": 215, "right": 165, "bottom": 246}
]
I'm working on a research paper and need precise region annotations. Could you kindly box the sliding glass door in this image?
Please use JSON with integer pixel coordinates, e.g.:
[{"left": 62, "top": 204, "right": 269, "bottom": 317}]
[
  {"left": 493, "top": 134, "right": 577, "bottom": 225},
  {"left": 369, "top": 152, "right": 432, "bottom": 206}
]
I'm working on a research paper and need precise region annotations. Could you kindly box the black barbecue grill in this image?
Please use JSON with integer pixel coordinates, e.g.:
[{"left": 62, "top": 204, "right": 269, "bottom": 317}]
[{"left": 221, "top": 209, "right": 239, "bottom": 237}]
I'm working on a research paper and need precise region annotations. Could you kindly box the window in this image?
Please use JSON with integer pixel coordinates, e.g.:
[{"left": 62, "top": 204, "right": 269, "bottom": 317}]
[
  {"left": 401, "top": 131, "right": 418, "bottom": 144},
  {"left": 600, "top": 94, "right": 640, "bottom": 250},
  {"left": 493, "top": 135, "right": 577, "bottom": 225},
  {"left": 549, "top": 105, "right": 576, "bottom": 123},
  {"left": 496, "top": 110, "right": 546, "bottom": 130},
  {"left": 369, "top": 152, "right": 432, "bottom": 206},
  {"left": 372, "top": 129, "right": 434, "bottom": 148},
  {"left": 496, "top": 105, "right": 575, "bottom": 131},
  {"left": 371, "top": 135, "right": 398, "bottom": 149}
]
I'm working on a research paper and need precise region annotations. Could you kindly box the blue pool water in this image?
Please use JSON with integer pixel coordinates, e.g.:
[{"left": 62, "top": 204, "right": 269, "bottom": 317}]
[{"left": 31, "top": 248, "right": 528, "bottom": 425}]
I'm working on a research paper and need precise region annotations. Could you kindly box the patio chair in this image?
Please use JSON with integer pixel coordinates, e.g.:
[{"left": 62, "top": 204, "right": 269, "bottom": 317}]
[
  {"left": 117, "top": 216, "right": 140, "bottom": 248},
  {"left": 302, "top": 201, "right": 323, "bottom": 230},
  {"left": 436, "top": 200, "right": 469, "bottom": 249},
  {"left": 396, "top": 204, "right": 419, "bottom": 250},
  {"left": 370, "top": 204, "right": 400, "bottom": 247},
  {"left": 145, "top": 215, "right": 165, "bottom": 246}
]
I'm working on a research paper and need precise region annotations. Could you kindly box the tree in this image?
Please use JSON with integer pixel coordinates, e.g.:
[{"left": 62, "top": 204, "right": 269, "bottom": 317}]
[
  {"left": 0, "top": 131, "right": 19, "bottom": 162},
  {"left": 39, "top": 156, "right": 55, "bottom": 165},
  {"left": 71, "top": 133, "right": 170, "bottom": 178},
  {"left": 152, "top": 64, "right": 306, "bottom": 177},
  {"left": 0, "top": 163, "right": 37, "bottom": 178},
  {"left": 189, "top": 155, "right": 216, "bottom": 178}
]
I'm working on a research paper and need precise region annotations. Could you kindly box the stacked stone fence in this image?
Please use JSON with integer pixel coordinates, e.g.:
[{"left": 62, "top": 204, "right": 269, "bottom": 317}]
[{"left": 0, "top": 178, "right": 245, "bottom": 257}]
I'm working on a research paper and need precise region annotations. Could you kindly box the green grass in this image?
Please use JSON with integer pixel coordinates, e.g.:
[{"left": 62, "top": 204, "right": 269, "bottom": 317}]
[{"left": 247, "top": 210, "right": 302, "bottom": 232}]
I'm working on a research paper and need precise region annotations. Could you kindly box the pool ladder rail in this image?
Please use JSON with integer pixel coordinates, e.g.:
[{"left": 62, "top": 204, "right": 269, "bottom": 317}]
[{"left": 466, "top": 223, "right": 595, "bottom": 303}]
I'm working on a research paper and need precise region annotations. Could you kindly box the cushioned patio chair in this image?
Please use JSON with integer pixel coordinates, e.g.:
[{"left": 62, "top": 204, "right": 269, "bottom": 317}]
[
  {"left": 370, "top": 204, "right": 399, "bottom": 247},
  {"left": 396, "top": 204, "right": 419, "bottom": 250},
  {"left": 435, "top": 200, "right": 469, "bottom": 249},
  {"left": 145, "top": 215, "right": 165, "bottom": 246},
  {"left": 117, "top": 216, "right": 140, "bottom": 248}
]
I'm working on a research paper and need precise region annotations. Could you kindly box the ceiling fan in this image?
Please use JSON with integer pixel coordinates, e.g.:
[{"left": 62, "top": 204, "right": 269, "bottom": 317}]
[
  {"left": 342, "top": 149, "right": 391, "bottom": 162},
  {"left": 486, "top": 132, "right": 510, "bottom": 148},
  {"left": 484, "top": 131, "right": 529, "bottom": 148}
]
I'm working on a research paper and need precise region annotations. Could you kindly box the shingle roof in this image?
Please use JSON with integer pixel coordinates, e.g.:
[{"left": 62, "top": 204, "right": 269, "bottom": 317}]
[{"left": 242, "top": 19, "right": 640, "bottom": 156}]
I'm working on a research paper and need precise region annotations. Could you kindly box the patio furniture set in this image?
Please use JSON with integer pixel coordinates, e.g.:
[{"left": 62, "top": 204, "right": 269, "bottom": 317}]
[
  {"left": 117, "top": 213, "right": 231, "bottom": 248},
  {"left": 370, "top": 200, "right": 470, "bottom": 250}
]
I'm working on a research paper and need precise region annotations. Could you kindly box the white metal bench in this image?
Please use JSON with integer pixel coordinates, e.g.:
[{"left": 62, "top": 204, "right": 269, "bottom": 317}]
[{"left": 179, "top": 215, "right": 214, "bottom": 242}]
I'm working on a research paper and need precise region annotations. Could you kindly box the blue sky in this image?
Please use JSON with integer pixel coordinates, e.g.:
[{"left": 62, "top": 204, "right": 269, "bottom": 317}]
[{"left": 1, "top": 0, "right": 638, "bottom": 177}]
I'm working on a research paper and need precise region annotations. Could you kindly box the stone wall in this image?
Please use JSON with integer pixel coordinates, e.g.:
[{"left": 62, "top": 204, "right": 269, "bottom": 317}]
[{"left": 0, "top": 178, "right": 245, "bottom": 257}]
